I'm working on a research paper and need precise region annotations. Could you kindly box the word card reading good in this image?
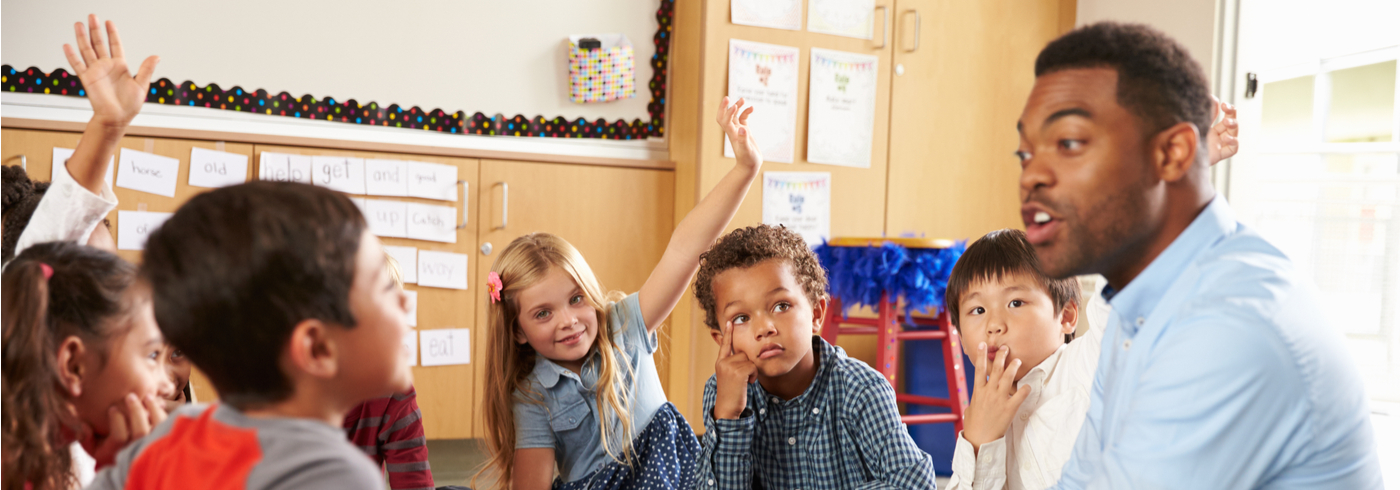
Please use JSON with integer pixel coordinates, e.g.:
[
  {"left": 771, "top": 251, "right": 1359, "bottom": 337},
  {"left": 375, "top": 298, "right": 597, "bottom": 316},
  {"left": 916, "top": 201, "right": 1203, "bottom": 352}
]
[
  {"left": 312, "top": 156, "right": 366, "bottom": 195},
  {"left": 116, "top": 210, "right": 173, "bottom": 250},
  {"left": 188, "top": 147, "right": 249, "bottom": 188},
  {"left": 406, "top": 161, "right": 458, "bottom": 201},
  {"left": 420, "top": 328, "right": 470, "bottom": 366},
  {"left": 365, "top": 199, "right": 408, "bottom": 238},
  {"left": 116, "top": 149, "right": 180, "bottom": 197},
  {"left": 384, "top": 245, "right": 418, "bottom": 284},
  {"left": 51, "top": 148, "right": 114, "bottom": 187},
  {"left": 365, "top": 159, "right": 409, "bottom": 197},
  {"left": 404, "top": 290, "right": 418, "bottom": 326},
  {"left": 406, "top": 203, "right": 457, "bottom": 243},
  {"left": 258, "top": 153, "right": 312, "bottom": 184},
  {"left": 417, "top": 250, "right": 468, "bottom": 290},
  {"left": 402, "top": 330, "right": 418, "bottom": 366}
]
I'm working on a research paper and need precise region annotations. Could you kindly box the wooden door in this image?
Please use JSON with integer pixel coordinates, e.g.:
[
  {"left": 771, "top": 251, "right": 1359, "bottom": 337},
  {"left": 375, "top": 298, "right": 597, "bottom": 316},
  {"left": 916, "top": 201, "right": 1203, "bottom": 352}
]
[
  {"left": 472, "top": 159, "right": 674, "bottom": 436},
  {"left": 884, "top": 0, "right": 1073, "bottom": 241},
  {"left": 253, "top": 144, "right": 480, "bottom": 440}
]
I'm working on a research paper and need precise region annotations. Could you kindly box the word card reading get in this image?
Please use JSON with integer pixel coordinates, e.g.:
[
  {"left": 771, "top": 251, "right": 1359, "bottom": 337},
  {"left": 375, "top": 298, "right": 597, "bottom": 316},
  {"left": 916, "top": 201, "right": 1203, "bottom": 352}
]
[
  {"left": 188, "top": 147, "right": 249, "bottom": 188},
  {"left": 116, "top": 149, "right": 180, "bottom": 197},
  {"left": 417, "top": 250, "right": 468, "bottom": 290},
  {"left": 365, "top": 199, "right": 408, "bottom": 238},
  {"left": 365, "top": 159, "right": 409, "bottom": 196},
  {"left": 420, "top": 328, "right": 470, "bottom": 366},
  {"left": 403, "top": 330, "right": 418, "bottom": 366},
  {"left": 406, "top": 203, "right": 457, "bottom": 243},
  {"left": 258, "top": 153, "right": 312, "bottom": 184},
  {"left": 312, "top": 156, "right": 366, "bottom": 194},
  {"left": 406, "top": 161, "right": 458, "bottom": 201},
  {"left": 384, "top": 245, "right": 418, "bottom": 284},
  {"left": 51, "top": 148, "right": 113, "bottom": 187},
  {"left": 117, "top": 210, "right": 173, "bottom": 250},
  {"left": 404, "top": 290, "right": 418, "bottom": 326}
]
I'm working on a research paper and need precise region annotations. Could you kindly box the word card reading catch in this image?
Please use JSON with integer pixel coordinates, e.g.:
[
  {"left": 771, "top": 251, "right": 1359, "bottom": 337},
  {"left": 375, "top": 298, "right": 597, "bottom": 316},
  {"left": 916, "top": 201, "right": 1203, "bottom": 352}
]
[
  {"left": 420, "top": 328, "right": 470, "bottom": 366},
  {"left": 406, "top": 203, "right": 457, "bottom": 243},
  {"left": 258, "top": 152, "right": 312, "bottom": 184},
  {"left": 312, "top": 156, "right": 366, "bottom": 195},
  {"left": 417, "top": 250, "right": 468, "bottom": 290},
  {"left": 116, "top": 149, "right": 180, "bottom": 197},
  {"left": 188, "top": 147, "right": 249, "bottom": 188},
  {"left": 116, "top": 210, "right": 173, "bottom": 251},
  {"left": 365, "top": 159, "right": 409, "bottom": 196}
]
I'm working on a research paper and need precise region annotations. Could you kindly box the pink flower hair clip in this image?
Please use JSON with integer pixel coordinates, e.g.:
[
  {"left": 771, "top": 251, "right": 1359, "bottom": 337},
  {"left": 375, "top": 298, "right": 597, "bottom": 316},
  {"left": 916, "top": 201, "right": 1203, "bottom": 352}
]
[{"left": 487, "top": 271, "right": 504, "bottom": 303}]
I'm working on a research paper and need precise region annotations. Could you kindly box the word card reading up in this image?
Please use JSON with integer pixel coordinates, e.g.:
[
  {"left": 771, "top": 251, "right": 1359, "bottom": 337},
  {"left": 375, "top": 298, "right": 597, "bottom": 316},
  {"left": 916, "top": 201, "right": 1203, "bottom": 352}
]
[
  {"left": 188, "top": 147, "right": 249, "bottom": 188},
  {"left": 365, "top": 199, "right": 408, "bottom": 238},
  {"left": 420, "top": 328, "right": 470, "bottom": 366},
  {"left": 258, "top": 152, "right": 312, "bottom": 184},
  {"left": 406, "top": 203, "right": 457, "bottom": 243},
  {"left": 312, "top": 156, "right": 366, "bottom": 195},
  {"left": 417, "top": 250, "right": 468, "bottom": 290},
  {"left": 406, "top": 161, "right": 458, "bottom": 201},
  {"left": 116, "top": 149, "right": 180, "bottom": 197},
  {"left": 116, "top": 210, "right": 173, "bottom": 250},
  {"left": 365, "top": 159, "right": 409, "bottom": 196},
  {"left": 51, "top": 148, "right": 113, "bottom": 187}
]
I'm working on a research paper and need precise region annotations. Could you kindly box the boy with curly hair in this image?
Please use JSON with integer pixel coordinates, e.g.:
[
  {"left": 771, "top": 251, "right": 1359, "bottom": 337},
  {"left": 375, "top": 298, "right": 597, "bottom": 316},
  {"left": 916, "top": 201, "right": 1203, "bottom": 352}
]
[{"left": 690, "top": 224, "right": 936, "bottom": 489}]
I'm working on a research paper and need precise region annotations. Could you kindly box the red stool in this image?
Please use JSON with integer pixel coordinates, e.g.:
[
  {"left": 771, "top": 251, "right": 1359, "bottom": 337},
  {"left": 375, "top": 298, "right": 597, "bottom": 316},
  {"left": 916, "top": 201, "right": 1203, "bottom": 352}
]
[{"left": 818, "top": 238, "right": 969, "bottom": 433}]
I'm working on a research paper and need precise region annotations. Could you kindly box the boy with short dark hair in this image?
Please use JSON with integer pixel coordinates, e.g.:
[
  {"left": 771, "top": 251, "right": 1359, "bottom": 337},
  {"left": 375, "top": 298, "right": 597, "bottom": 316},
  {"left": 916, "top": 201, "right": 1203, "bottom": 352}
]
[
  {"left": 690, "top": 224, "right": 936, "bottom": 490},
  {"left": 87, "top": 181, "right": 413, "bottom": 490}
]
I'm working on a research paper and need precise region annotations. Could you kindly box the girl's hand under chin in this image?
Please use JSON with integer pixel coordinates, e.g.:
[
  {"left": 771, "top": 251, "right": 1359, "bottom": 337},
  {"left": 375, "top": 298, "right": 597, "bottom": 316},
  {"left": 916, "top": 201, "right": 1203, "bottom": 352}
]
[{"left": 80, "top": 393, "right": 167, "bottom": 468}]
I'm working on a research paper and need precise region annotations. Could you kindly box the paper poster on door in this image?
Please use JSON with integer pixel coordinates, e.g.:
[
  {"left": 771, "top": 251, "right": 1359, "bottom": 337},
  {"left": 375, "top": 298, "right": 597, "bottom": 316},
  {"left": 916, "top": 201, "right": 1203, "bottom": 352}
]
[
  {"left": 763, "top": 172, "right": 830, "bottom": 246},
  {"left": 807, "top": 48, "right": 879, "bottom": 168},
  {"left": 725, "top": 39, "right": 800, "bottom": 164},
  {"left": 731, "top": 0, "right": 802, "bottom": 30},
  {"left": 51, "top": 148, "right": 113, "bottom": 188},
  {"left": 807, "top": 0, "right": 875, "bottom": 39},
  {"left": 116, "top": 149, "right": 180, "bottom": 198},
  {"left": 420, "top": 328, "right": 470, "bottom": 366},
  {"left": 116, "top": 210, "right": 174, "bottom": 251},
  {"left": 418, "top": 250, "right": 468, "bottom": 290},
  {"left": 311, "top": 156, "right": 366, "bottom": 195},
  {"left": 258, "top": 152, "right": 312, "bottom": 184},
  {"left": 403, "top": 330, "right": 418, "bottom": 366},
  {"left": 188, "top": 147, "right": 249, "bottom": 188},
  {"left": 384, "top": 245, "right": 418, "bottom": 284}
]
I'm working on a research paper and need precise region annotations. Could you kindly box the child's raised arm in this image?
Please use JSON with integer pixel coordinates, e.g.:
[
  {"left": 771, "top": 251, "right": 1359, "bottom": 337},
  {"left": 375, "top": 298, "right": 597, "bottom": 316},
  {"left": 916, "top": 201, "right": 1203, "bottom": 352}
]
[
  {"left": 61, "top": 14, "right": 159, "bottom": 194},
  {"left": 636, "top": 96, "right": 762, "bottom": 333}
]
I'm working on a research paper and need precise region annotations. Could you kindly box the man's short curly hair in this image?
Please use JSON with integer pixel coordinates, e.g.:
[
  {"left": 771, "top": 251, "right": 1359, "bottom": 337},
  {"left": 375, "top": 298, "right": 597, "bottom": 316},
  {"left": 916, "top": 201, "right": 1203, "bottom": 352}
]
[{"left": 694, "top": 224, "right": 829, "bottom": 330}]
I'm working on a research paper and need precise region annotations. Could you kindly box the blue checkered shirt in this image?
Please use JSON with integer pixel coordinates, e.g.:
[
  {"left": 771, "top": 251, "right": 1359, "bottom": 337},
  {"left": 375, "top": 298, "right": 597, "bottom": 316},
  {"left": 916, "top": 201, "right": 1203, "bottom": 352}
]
[{"left": 693, "top": 336, "right": 937, "bottom": 489}]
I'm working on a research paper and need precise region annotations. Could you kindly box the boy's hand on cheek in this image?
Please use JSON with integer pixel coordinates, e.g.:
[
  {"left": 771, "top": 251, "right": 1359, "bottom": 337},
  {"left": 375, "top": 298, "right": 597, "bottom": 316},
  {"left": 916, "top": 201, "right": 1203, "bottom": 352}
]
[
  {"left": 962, "top": 343, "right": 1030, "bottom": 454},
  {"left": 714, "top": 321, "right": 757, "bottom": 420}
]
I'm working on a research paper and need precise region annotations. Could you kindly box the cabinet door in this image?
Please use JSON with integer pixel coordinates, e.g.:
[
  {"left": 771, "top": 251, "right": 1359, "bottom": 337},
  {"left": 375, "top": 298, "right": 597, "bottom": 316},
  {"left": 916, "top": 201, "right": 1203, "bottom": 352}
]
[
  {"left": 253, "top": 145, "right": 480, "bottom": 440},
  {"left": 884, "top": 0, "right": 1070, "bottom": 240},
  {"left": 472, "top": 159, "right": 674, "bottom": 435}
]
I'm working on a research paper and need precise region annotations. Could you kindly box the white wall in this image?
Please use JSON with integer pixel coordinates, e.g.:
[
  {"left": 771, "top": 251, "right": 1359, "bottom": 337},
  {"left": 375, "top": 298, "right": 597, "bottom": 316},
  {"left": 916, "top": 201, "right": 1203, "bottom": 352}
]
[
  {"left": 1, "top": 0, "right": 661, "bottom": 122},
  {"left": 1076, "top": 0, "right": 1219, "bottom": 82}
]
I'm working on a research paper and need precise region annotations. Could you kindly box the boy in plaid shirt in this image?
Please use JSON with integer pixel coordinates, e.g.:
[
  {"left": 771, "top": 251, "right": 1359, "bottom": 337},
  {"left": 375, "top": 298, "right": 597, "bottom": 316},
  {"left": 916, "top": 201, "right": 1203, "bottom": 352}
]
[{"left": 690, "top": 225, "right": 937, "bottom": 489}]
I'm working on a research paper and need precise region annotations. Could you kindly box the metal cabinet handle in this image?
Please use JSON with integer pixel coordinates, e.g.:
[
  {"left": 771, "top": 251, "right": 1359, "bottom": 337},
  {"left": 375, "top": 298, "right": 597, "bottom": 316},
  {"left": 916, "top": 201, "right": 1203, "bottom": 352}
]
[
  {"left": 456, "top": 180, "right": 469, "bottom": 229},
  {"left": 903, "top": 10, "right": 921, "bottom": 52},
  {"left": 495, "top": 181, "right": 509, "bottom": 230},
  {"left": 874, "top": 6, "right": 890, "bottom": 49}
]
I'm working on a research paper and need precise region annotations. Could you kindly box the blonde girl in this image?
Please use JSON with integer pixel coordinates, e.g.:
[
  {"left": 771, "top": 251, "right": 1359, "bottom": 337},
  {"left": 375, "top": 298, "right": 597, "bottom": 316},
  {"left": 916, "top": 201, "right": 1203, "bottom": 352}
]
[{"left": 478, "top": 97, "right": 763, "bottom": 490}]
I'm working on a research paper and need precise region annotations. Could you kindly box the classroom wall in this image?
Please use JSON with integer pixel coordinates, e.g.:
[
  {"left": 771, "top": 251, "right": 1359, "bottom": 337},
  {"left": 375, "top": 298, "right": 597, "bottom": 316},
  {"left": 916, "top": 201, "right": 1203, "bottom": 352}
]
[
  {"left": 0, "top": 0, "right": 659, "bottom": 122},
  {"left": 1076, "top": 0, "right": 1219, "bottom": 81}
]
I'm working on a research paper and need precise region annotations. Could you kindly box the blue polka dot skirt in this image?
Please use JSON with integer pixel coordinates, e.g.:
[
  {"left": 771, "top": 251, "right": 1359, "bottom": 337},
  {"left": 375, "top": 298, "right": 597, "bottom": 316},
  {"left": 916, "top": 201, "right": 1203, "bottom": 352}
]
[{"left": 553, "top": 403, "right": 700, "bottom": 490}]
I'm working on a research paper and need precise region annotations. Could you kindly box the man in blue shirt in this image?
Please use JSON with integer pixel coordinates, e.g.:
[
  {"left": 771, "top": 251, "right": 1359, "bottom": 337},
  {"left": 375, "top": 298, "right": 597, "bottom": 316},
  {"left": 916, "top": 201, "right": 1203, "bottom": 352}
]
[{"left": 1014, "top": 22, "right": 1383, "bottom": 488}]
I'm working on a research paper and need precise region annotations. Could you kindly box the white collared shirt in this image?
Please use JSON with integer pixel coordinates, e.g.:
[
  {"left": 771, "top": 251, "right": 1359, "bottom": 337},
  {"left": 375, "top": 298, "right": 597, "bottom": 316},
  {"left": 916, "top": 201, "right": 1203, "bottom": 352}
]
[{"left": 947, "top": 294, "right": 1110, "bottom": 490}]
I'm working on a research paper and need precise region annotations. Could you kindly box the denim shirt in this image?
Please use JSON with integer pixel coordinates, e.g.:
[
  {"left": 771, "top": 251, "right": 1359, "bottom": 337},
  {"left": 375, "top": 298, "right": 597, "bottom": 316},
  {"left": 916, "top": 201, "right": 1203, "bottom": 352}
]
[{"left": 513, "top": 293, "right": 668, "bottom": 483}]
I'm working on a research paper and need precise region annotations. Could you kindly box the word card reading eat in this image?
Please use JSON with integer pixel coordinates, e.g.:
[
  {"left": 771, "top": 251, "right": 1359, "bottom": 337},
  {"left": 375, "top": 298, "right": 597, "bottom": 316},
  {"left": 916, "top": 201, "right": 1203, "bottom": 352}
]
[
  {"left": 188, "top": 147, "right": 249, "bottom": 188},
  {"left": 51, "top": 148, "right": 113, "bottom": 187},
  {"left": 258, "top": 152, "right": 312, "bottom": 184},
  {"left": 116, "top": 210, "right": 173, "bottom": 250},
  {"left": 365, "top": 159, "right": 409, "bottom": 197},
  {"left": 417, "top": 250, "right": 468, "bottom": 290},
  {"left": 420, "top": 328, "right": 470, "bottom": 366},
  {"left": 311, "top": 156, "right": 366, "bottom": 195},
  {"left": 116, "top": 149, "right": 180, "bottom": 197}
]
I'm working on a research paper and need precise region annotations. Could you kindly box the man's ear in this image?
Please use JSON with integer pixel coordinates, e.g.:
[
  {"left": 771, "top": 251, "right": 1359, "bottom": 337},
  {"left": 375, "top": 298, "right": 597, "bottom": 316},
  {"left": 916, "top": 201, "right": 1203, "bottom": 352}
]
[
  {"left": 285, "top": 319, "right": 338, "bottom": 380},
  {"left": 1059, "top": 300, "right": 1081, "bottom": 335},
  {"left": 811, "top": 297, "right": 828, "bottom": 333},
  {"left": 1152, "top": 121, "right": 1203, "bottom": 183},
  {"left": 55, "top": 336, "right": 89, "bottom": 397}
]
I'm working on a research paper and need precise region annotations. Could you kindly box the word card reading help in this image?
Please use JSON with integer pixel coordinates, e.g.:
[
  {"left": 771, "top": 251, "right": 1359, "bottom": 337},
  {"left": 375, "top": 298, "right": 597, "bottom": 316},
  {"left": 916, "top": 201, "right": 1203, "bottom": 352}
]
[
  {"left": 116, "top": 149, "right": 180, "bottom": 198},
  {"left": 117, "top": 211, "right": 173, "bottom": 251},
  {"left": 420, "top": 328, "right": 470, "bottom": 366},
  {"left": 188, "top": 147, "right": 249, "bottom": 188},
  {"left": 417, "top": 250, "right": 468, "bottom": 290},
  {"left": 258, "top": 153, "right": 312, "bottom": 184}
]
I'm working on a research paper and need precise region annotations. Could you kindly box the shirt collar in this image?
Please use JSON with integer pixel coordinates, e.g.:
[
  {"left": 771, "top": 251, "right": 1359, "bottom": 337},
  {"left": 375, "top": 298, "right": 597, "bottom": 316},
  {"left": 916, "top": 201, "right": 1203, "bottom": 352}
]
[
  {"left": 1105, "top": 196, "right": 1236, "bottom": 336},
  {"left": 529, "top": 352, "right": 596, "bottom": 389},
  {"left": 1017, "top": 343, "right": 1067, "bottom": 390}
]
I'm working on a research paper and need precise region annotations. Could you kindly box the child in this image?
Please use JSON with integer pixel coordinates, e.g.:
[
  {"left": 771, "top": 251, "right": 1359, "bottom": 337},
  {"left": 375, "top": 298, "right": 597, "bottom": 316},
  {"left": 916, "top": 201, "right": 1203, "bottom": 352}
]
[
  {"left": 86, "top": 181, "right": 413, "bottom": 489},
  {"left": 342, "top": 254, "right": 435, "bottom": 489},
  {"left": 691, "top": 224, "right": 937, "bottom": 489},
  {"left": 1, "top": 242, "right": 174, "bottom": 490},
  {"left": 943, "top": 229, "right": 1094, "bottom": 490},
  {"left": 2, "top": 15, "right": 158, "bottom": 263},
  {"left": 478, "top": 96, "right": 763, "bottom": 490}
]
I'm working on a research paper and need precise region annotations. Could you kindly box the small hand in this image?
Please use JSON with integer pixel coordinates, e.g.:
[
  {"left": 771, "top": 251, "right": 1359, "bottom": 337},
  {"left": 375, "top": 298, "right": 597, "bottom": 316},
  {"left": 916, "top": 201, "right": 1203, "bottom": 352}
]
[
  {"left": 716, "top": 96, "right": 763, "bottom": 171},
  {"left": 1207, "top": 95, "right": 1239, "bottom": 165},
  {"left": 62, "top": 15, "right": 159, "bottom": 128},
  {"left": 961, "top": 343, "right": 1029, "bottom": 453},
  {"left": 713, "top": 321, "right": 758, "bottom": 420},
  {"left": 80, "top": 393, "right": 167, "bottom": 469}
]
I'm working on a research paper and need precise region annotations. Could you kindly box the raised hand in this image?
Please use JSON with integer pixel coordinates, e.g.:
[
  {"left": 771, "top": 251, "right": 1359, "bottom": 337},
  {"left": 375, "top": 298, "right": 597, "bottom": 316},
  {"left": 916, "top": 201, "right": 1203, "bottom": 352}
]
[
  {"left": 713, "top": 321, "right": 758, "bottom": 420},
  {"left": 62, "top": 15, "right": 159, "bottom": 127},
  {"left": 1208, "top": 95, "right": 1239, "bottom": 165},
  {"left": 961, "top": 343, "right": 1030, "bottom": 453},
  {"left": 80, "top": 393, "right": 168, "bottom": 468},
  {"left": 717, "top": 96, "right": 762, "bottom": 171}
]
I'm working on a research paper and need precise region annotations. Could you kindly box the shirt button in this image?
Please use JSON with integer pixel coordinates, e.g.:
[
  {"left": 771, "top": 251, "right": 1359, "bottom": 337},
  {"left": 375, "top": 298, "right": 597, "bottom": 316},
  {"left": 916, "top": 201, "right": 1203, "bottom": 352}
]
[
  {"left": 772, "top": 397, "right": 780, "bottom": 404},
  {"left": 1135, "top": 317, "right": 1145, "bottom": 326},
  {"left": 1123, "top": 339, "right": 1132, "bottom": 350},
  {"left": 759, "top": 408, "right": 766, "bottom": 415},
  {"left": 708, "top": 479, "right": 715, "bottom": 486},
  {"left": 788, "top": 437, "right": 797, "bottom": 445},
  {"left": 1020, "top": 413, "right": 1029, "bottom": 421},
  {"left": 812, "top": 408, "right": 820, "bottom": 415}
]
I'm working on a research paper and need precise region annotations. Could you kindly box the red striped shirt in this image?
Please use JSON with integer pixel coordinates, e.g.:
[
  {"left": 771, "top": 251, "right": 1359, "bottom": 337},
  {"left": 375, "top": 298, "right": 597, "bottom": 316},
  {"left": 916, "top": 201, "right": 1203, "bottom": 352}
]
[{"left": 342, "top": 387, "right": 434, "bottom": 490}]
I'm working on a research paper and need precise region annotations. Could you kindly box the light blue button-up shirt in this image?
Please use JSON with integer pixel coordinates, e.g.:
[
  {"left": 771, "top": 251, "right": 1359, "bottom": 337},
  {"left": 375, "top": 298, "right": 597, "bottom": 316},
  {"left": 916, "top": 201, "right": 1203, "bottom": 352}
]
[{"left": 1053, "top": 197, "right": 1382, "bottom": 489}]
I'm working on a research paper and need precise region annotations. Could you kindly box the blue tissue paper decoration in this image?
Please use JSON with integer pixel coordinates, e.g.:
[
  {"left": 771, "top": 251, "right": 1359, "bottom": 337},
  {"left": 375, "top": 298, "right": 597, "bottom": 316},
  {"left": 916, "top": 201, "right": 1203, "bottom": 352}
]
[{"left": 813, "top": 240, "right": 966, "bottom": 322}]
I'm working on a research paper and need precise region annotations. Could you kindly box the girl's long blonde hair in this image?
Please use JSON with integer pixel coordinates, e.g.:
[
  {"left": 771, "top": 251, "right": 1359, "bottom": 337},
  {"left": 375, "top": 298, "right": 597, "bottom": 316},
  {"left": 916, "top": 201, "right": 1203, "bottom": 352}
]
[{"left": 475, "top": 233, "right": 635, "bottom": 488}]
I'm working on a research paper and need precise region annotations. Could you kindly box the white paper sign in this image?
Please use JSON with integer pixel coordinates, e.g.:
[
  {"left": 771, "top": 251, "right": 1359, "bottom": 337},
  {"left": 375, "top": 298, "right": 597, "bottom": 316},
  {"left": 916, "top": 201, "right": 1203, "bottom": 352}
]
[
  {"left": 312, "top": 156, "right": 366, "bottom": 195},
  {"left": 402, "top": 330, "right": 418, "bottom": 366},
  {"left": 420, "top": 328, "right": 470, "bottom": 366},
  {"left": 116, "top": 149, "right": 180, "bottom": 197},
  {"left": 405, "top": 203, "right": 458, "bottom": 243},
  {"left": 763, "top": 172, "right": 831, "bottom": 246},
  {"left": 417, "top": 250, "right": 468, "bottom": 290},
  {"left": 188, "top": 147, "right": 248, "bottom": 188},
  {"left": 350, "top": 197, "right": 368, "bottom": 217},
  {"left": 365, "top": 159, "right": 409, "bottom": 197},
  {"left": 725, "top": 40, "right": 800, "bottom": 164},
  {"left": 116, "top": 210, "right": 174, "bottom": 250},
  {"left": 807, "top": 48, "right": 879, "bottom": 168},
  {"left": 732, "top": 0, "right": 802, "bottom": 30},
  {"left": 258, "top": 152, "right": 312, "bottom": 184},
  {"left": 51, "top": 148, "right": 114, "bottom": 187},
  {"left": 808, "top": 0, "right": 876, "bottom": 39},
  {"left": 406, "top": 161, "right": 458, "bottom": 201},
  {"left": 384, "top": 245, "right": 418, "bottom": 284},
  {"left": 404, "top": 290, "right": 419, "bottom": 327},
  {"left": 364, "top": 199, "right": 409, "bottom": 238}
]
